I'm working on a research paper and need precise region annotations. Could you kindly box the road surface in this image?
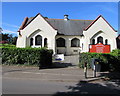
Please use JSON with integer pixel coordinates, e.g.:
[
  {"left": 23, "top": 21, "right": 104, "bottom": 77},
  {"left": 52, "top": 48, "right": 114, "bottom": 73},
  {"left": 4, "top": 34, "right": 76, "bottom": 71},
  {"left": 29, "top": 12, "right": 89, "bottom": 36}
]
[{"left": 2, "top": 65, "right": 120, "bottom": 95}]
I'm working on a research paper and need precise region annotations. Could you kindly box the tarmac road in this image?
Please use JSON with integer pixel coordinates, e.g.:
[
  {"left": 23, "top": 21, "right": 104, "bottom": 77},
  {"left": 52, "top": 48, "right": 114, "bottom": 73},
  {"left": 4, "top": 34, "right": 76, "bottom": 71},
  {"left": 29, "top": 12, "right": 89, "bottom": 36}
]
[
  {"left": 2, "top": 65, "right": 120, "bottom": 95},
  {"left": 3, "top": 77, "right": 76, "bottom": 94}
]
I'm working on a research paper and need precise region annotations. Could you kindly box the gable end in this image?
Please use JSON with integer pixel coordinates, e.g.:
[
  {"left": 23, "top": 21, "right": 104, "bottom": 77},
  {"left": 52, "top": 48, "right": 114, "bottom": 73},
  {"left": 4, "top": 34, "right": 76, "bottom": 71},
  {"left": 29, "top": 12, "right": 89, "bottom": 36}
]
[
  {"left": 18, "top": 13, "right": 57, "bottom": 33},
  {"left": 84, "top": 15, "right": 117, "bottom": 32}
]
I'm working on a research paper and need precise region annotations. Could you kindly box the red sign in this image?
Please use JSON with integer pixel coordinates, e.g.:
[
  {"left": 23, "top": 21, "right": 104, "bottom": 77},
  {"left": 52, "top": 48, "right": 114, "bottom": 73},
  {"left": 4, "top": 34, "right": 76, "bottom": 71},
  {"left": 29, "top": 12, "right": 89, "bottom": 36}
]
[{"left": 89, "top": 43, "right": 110, "bottom": 53}]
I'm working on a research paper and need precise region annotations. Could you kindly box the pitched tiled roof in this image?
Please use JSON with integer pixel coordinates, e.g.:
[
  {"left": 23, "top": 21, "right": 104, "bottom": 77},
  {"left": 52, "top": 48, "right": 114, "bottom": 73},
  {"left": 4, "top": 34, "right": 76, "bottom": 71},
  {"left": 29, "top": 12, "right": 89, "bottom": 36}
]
[
  {"left": 46, "top": 19, "right": 93, "bottom": 35},
  {"left": 25, "top": 17, "right": 93, "bottom": 36},
  {"left": 18, "top": 13, "right": 117, "bottom": 35}
]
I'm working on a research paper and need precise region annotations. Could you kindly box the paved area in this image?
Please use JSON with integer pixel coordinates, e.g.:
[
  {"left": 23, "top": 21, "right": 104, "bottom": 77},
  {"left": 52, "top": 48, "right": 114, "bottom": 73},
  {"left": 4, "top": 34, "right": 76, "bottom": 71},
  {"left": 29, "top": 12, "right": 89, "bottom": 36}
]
[
  {"left": 2, "top": 65, "right": 98, "bottom": 82},
  {"left": 63, "top": 55, "right": 79, "bottom": 66},
  {"left": 3, "top": 77, "right": 76, "bottom": 94},
  {"left": 2, "top": 65, "right": 120, "bottom": 95}
]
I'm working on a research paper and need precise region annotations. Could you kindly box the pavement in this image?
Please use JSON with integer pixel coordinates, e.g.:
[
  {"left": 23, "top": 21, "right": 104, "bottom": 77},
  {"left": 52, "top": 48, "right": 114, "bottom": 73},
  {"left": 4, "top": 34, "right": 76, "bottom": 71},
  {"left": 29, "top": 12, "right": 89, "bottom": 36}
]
[
  {"left": 2, "top": 65, "right": 120, "bottom": 95},
  {"left": 2, "top": 65, "right": 101, "bottom": 82}
]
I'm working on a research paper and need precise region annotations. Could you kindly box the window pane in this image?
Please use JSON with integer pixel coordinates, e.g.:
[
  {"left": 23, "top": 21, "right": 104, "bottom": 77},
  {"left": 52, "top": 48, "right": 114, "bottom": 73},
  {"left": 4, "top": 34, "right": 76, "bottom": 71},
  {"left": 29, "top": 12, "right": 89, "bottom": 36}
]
[
  {"left": 97, "top": 36, "right": 103, "bottom": 44},
  {"left": 71, "top": 38, "right": 80, "bottom": 47},
  {"left": 35, "top": 35, "right": 42, "bottom": 45},
  {"left": 105, "top": 39, "right": 108, "bottom": 45},
  {"left": 44, "top": 38, "right": 47, "bottom": 47},
  {"left": 92, "top": 39, "right": 95, "bottom": 45},
  {"left": 56, "top": 38, "right": 65, "bottom": 47},
  {"left": 30, "top": 38, "right": 33, "bottom": 46}
]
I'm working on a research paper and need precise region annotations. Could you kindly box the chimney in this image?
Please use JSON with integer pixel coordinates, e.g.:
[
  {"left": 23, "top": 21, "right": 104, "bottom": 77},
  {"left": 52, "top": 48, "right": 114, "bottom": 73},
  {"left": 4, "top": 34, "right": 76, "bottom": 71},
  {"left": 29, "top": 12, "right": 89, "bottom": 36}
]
[{"left": 64, "top": 14, "right": 69, "bottom": 21}]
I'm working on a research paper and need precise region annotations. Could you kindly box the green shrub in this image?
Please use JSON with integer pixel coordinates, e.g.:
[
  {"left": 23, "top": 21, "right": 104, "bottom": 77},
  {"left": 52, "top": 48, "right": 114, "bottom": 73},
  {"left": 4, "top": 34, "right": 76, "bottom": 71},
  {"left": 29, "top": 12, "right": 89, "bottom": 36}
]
[
  {"left": 109, "top": 49, "right": 120, "bottom": 72},
  {"left": 1, "top": 47, "right": 53, "bottom": 68},
  {"left": 79, "top": 49, "right": 120, "bottom": 72},
  {"left": 79, "top": 53, "right": 109, "bottom": 70},
  {"left": 79, "top": 53, "right": 91, "bottom": 69},
  {"left": 0, "top": 44, "right": 16, "bottom": 48}
]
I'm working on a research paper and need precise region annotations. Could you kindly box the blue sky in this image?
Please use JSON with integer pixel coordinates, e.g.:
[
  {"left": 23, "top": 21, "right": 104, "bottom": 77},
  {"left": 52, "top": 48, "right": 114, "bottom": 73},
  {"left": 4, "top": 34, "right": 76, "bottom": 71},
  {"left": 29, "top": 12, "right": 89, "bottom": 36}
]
[{"left": 2, "top": 2, "right": 118, "bottom": 36}]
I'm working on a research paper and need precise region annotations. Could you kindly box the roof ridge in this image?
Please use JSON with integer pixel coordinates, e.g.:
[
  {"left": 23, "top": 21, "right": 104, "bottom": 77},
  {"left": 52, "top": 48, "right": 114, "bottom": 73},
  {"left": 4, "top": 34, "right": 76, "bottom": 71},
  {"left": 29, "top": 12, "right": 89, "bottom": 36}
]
[
  {"left": 71, "top": 19, "right": 93, "bottom": 21},
  {"left": 28, "top": 17, "right": 94, "bottom": 21},
  {"left": 46, "top": 18, "right": 93, "bottom": 21},
  {"left": 46, "top": 18, "right": 64, "bottom": 20}
]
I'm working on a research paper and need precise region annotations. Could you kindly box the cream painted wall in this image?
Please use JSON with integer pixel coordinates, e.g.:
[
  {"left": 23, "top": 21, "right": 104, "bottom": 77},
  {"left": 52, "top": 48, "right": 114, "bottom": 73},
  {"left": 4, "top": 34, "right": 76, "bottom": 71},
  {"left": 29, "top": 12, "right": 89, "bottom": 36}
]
[
  {"left": 16, "top": 15, "right": 117, "bottom": 55},
  {"left": 16, "top": 14, "right": 57, "bottom": 54},
  {"left": 83, "top": 17, "right": 117, "bottom": 52},
  {"left": 56, "top": 35, "right": 82, "bottom": 55}
]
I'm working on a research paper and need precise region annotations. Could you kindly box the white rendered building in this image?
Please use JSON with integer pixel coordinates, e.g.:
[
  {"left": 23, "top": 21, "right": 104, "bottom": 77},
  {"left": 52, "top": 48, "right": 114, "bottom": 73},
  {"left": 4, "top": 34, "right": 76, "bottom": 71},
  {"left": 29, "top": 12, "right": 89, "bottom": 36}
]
[{"left": 16, "top": 13, "right": 117, "bottom": 55}]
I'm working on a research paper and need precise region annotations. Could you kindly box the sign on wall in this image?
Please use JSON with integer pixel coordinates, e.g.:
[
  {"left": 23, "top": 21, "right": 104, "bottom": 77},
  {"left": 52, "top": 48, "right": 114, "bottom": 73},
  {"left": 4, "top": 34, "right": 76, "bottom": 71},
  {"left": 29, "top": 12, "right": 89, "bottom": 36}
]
[
  {"left": 89, "top": 43, "right": 110, "bottom": 53},
  {"left": 54, "top": 54, "right": 64, "bottom": 61}
]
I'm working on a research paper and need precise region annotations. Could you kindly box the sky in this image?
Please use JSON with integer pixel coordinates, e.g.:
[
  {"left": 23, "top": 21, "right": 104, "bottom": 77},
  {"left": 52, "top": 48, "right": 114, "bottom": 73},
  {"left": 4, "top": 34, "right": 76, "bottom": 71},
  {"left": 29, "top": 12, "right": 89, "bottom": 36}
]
[{"left": 1, "top": 2, "right": 118, "bottom": 37}]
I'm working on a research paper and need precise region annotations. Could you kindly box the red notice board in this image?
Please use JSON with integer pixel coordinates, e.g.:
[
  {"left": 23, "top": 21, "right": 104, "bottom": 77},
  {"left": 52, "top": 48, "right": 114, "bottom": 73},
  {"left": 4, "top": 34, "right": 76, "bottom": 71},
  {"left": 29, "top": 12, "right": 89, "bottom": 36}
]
[{"left": 89, "top": 43, "right": 110, "bottom": 53}]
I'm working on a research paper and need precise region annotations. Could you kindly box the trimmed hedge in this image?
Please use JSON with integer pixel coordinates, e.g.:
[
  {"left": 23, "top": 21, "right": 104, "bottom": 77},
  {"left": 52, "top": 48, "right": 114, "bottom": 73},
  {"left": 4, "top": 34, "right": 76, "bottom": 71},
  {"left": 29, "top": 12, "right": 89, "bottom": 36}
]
[
  {"left": 109, "top": 50, "right": 120, "bottom": 72},
  {"left": 0, "top": 44, "right": 16, "bottom": 48},
  {"left": 79, "top": 49, "right": 120, "bottom": 72},
  {"left": 1, "top": 47, "right": 53, "bottom": 68}
]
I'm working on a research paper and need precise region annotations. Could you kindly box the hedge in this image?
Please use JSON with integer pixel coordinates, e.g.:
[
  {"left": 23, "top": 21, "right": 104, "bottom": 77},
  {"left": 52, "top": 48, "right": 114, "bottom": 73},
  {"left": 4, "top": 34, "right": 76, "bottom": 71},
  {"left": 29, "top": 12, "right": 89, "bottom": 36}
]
[
  {"left": 1, "top": 47, "right": 53, "bottom": 68},
  {"left": 0, "top": 44, "right": 16, "bottom": 48},
  {"left": 79, "top": 49, "right": 120, "bottom": 72}
]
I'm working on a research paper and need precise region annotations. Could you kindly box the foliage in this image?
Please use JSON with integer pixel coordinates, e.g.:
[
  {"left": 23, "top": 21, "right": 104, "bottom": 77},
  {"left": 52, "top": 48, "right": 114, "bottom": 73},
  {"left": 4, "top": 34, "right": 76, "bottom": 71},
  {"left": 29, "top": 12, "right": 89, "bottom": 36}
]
[
  {"left": 79, "top": 49, "right": 120, "bottom": 72},
  {"left": 0, "top": 33, "right": 17, "bottom": 45},
  {"left": 109, "top": 49, "right": 120, "bottom": 72},
  {"left": 1, "top": 33, "right": 9, "bottom": 41},
  {"left": 1, "top": 47, "right": 53, "bottom": 68},
  {"left": 0, "top": 44, "right": 16, "bottom": 48}
]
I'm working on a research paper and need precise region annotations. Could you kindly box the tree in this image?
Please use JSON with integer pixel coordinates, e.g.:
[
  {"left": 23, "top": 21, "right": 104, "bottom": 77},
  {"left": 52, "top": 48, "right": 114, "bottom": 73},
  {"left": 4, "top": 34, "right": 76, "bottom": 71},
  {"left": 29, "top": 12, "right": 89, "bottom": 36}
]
[
  {"left": 1, "top": 33, "right": 17, "bottom": 45},
  {"left": 11, "top": 36, "right": 17, "bottom": 45},
  {"left": 0, "top": 27, "right": 2, "bottom": 32},
  {"left": 2, "top": 33, "right": 9, "bottom": 41}
]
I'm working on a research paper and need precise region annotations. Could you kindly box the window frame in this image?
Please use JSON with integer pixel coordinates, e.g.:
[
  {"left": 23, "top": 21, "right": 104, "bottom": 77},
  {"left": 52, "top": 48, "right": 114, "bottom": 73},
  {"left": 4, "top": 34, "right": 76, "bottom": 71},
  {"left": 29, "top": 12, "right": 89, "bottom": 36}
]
[
  {"left": 71, "top": 38, "right": 80, "bottom": 47},
  {"left": 30, "top": 38, "right": 33, "bottom": 46},
  {"left": 56, "top": 37, "right": 65, "bottom": 47},
  {"left": 97, "top": 36, "right": 103, "bottom": 44},
  {"left": 35, "top": 35, "right": 42, "bottom": 46}
]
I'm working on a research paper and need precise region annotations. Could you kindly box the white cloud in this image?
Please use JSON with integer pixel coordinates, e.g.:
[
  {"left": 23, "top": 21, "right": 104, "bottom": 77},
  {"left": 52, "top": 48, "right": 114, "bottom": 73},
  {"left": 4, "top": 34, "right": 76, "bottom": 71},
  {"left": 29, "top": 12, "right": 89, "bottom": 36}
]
[
  {"left": 2, "top": 29, "right": 18, "bottom": 36},
  {"left": 102, "top": 6, "right": 117, "bottom": 15},
  {"left": 2, "top": 29, "right": 17, "bottom": 34},
  {"left": 94, "top": 3, "right": 118, "bottom": 15},
  {"left": 2, "top": 23, "right": 19, "bottom": 28}
]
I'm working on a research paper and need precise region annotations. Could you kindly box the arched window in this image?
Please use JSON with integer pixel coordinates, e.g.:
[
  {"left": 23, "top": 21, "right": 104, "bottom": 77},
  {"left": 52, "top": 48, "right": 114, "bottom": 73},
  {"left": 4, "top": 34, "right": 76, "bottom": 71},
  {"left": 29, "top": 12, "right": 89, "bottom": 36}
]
[
  {"left": 30, "top": 38, "right": 33, "bottom": 46},
  {"left": 35, "top": 35, "right": 42, "bottom": 45},
  {"left": 105, "top": 39, "right": 108, "bottom": 45},
  {"left": 56, "top": 38, "right": 65, "bottom": 47},
  {"left": 71, "top": 38, "right": 80, "bottom": 47},
  {"left": 82, "top": 43, "right": 83, "bottom": 50},
  {"left": 44, "top": 38, "right": 47, "bottom": 47},
  {"left": 92, "top": 39, "right": 95, "bottom": 45},
  {"left": 97, "top": 36, "right": 103, "bottom": 44}
]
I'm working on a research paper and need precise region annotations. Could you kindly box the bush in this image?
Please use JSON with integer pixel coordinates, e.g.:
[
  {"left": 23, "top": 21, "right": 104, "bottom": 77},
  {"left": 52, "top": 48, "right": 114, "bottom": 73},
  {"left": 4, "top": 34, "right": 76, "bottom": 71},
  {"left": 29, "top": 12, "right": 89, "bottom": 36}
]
[
  {"left": 79, "top": 53, "right": 109, "bottom": 71},
  {"left": 1, "top": 47, "right": 53, "bottom": 68},
  {"left": 79, "top": 49, "right": 120, "bottom": 72},
  {"left": 0, "top": 44, "right": 16, "bottom": 48},
  {"left": 109, "top": 49, "right": 120, "bottom": 72}
]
